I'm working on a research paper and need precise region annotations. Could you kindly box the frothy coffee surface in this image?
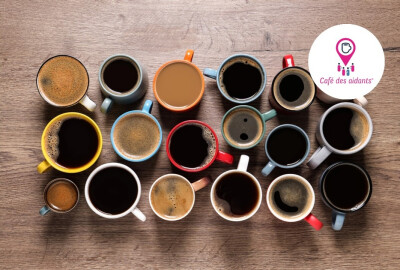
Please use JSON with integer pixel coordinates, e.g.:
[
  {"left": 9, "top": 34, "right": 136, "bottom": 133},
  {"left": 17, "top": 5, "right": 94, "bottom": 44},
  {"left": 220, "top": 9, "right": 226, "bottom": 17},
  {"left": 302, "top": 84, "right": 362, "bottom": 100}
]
[
  {"left": 113, "top": 113, "right": 160, "bottom": 160},
  {"left": 37, "top": 56, "right": 88, "bottom": 106},
  {"left": 223, "top": 107, "right": 263, "bottom": 148},
  {"left": 46, "top": 180, "right": 78, "bottom": 212},
  {"left": 150, "top": 175, "right": 194, "bottom": 220}
]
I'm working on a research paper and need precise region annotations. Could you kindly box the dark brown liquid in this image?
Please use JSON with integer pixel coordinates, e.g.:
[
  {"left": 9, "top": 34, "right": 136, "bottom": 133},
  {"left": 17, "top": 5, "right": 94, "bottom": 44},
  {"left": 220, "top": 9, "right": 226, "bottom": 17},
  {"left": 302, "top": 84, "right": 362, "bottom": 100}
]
[
  {"left": 46, "top": 180, "right": 78, "bottom": 211},
  {"left": 279, "top": 74, "right": 304, "bottom": 101},
  {"left": 89, "top": 167, "right": 138, "bottom": 215},
  {"left": 103, "top": 59, "right": 138, "bottom": 92}
]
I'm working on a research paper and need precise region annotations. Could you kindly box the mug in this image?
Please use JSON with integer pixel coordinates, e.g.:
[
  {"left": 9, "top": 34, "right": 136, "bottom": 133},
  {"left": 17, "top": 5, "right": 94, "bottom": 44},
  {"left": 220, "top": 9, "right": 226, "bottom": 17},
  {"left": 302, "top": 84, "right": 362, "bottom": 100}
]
[
  {"left": 166, "top": 120, "right": 234, "bottom": 172},
  {"left": 36, "top": 55, "right": 96, "bottom": 111},
  {"left": 269, "top": 55, "right": 316, "bottom": 113},
  {"left": 221, "top": 105, "right": 276, "bottom": 149},
  {"left": 316, "top": 87, "right": 368, "bottom": 107},
  {"left": 99, "top": 54, "right": 147, "bottom": 113},
  {"left": 319, "top": 162, "right": 372, "bottom": 231},
  {"left": 153, "top": 50, "right": 205, "bottom": 112},
  {"left": 266, "top": 174, "right": 323, "bottom": 230},
  {"left": 39, "top": 178, "right": 79, "bottom": 216},
  {"left": 37, "top": 112, "right": 103, "bottom": 174},
  {"left": 203, "top": 54, "right": 266, "bottom": 104},
  {"left": 149, "top": 174, "right": 211, "bottom": 221},
  {"left": 111, "top": 100, "right": 162, "bottom": 162},
  {"left": 262, "top": 124, "right": 310, "bottom": 176},
  {"left": 85, "top": 163, "right": 146, "bottom": 221},
  {"left": 307, "top": 102, "right": 373, "bottom": 169},
  {"left": 210, "top": 155, "right": 262, "bottom": 222}
]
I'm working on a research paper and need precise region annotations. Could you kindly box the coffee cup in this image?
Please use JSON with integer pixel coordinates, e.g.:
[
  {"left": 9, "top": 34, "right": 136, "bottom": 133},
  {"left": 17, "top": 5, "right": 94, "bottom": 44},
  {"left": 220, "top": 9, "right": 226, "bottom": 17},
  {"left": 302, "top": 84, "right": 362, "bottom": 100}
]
[
  {"left": 316, "top": 88, "right": 368, "bottom": 107},
  {"left": 307, "top": 102, "right": 373, "bottom": 169},
  {"left": 319, "top": 162, "right": 372, "bottom": 231},
  {"left": 149, "top": 174, "right": 211, "bottom": 221},
  {"left": 266, "top": 174, "right": 323, "bottom": 230},
  {"left": 153, "top": 50, "right": 204, "bottom": 112},
  {"left": 166, "top": 120, "right": 234, "bottom": 172},
  {"left": 203, "top": 54, "right": 266, "bottom": 104},
  {"left": 269, "top": 55, "right": 316, "bottom": 113},
  {"left": 111, "top": 100, "right": 162, "bottom": 162},
  {"left": 262, "top": 124, "right": 310, "bottom": 176},
  {"left": 221, "top": 105, "right": 276, "bottom": 149},
  {"left": 99, "top": 54, "right": 147, "bottom": 113},
  {"left": 210, "top": 155, "right": 262, "bottom": 222},
  {"left": 39, "top": 178, "right": 79, "bottom": 216},
  {"left": 85, "top": 163, "right": 146, "bottom": 221},
  {"left": 36, "top": 55, "right": 97, "bottom": 112},
  {"left": 37, "top": 112, "right": 103, "bottom": 174}
]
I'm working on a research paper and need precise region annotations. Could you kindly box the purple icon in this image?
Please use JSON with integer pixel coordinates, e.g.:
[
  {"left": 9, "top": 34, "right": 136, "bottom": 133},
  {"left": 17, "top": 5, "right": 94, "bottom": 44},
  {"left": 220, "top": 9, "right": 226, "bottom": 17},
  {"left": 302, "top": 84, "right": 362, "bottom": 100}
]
[{"left": 336, "top": 38, "right": 356, "bottom": 66}]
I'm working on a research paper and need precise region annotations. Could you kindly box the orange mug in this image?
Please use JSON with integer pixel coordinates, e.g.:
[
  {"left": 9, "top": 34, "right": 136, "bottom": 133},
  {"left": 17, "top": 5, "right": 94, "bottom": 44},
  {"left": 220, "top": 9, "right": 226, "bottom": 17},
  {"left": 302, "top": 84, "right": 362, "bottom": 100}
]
[{"left": 153, "top": 50, "right": 205, "bottom": 112}]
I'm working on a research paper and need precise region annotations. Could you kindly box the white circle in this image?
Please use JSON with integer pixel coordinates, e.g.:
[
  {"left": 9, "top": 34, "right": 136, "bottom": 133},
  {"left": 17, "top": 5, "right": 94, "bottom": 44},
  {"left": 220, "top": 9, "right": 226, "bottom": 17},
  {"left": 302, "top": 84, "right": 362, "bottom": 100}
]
[{"left": 308, "top": 24, "right": 384, "bottom": 100}]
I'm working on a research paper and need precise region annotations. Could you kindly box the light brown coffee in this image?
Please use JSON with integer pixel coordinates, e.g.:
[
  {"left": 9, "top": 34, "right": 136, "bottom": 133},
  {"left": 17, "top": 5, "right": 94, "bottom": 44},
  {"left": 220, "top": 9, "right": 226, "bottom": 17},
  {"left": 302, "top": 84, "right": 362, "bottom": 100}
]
[
  {"left": 150, "top": 175, "right": 194, "bottom": 220},
  {"left": 155, "top": 62, "right": 203, "bottom": 109},
  {"left": 37, "top": 55, "right": 89, "bottom": 106},
  {"left": 45, "top": 180, "right": 78, "bottom": 212},
  {"left": 113, "top": 113, "right": 160, "bottom": 160}
]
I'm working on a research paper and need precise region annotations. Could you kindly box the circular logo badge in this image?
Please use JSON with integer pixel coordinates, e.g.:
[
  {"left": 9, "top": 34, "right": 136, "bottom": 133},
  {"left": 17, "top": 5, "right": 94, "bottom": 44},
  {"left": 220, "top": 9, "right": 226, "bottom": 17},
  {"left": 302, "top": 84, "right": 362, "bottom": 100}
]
[{"left": 308, "top": 24, "right": 385, "bottom": 100}]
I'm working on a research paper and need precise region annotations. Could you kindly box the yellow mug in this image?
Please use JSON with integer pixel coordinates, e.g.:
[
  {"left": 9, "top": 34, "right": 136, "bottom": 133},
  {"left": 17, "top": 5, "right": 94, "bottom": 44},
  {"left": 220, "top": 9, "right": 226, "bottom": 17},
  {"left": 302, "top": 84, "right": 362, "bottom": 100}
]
[{"left": 37, "top": 112, "right": 103, "bottom": 174}]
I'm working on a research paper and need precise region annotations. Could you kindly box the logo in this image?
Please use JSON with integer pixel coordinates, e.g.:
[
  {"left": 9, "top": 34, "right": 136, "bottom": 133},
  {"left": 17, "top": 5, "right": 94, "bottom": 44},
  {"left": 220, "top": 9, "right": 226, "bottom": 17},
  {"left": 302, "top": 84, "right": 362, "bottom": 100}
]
[{"left": 336, "top": 38, "right": 355, "bottom": 76}]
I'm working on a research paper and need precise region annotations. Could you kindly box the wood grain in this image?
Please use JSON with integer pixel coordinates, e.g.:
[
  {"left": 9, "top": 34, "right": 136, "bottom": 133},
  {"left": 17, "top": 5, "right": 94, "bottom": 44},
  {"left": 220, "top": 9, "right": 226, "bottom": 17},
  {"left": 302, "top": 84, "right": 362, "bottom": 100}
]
[{"left": 1, "top": 0, "right": 399, "bottom": 269}]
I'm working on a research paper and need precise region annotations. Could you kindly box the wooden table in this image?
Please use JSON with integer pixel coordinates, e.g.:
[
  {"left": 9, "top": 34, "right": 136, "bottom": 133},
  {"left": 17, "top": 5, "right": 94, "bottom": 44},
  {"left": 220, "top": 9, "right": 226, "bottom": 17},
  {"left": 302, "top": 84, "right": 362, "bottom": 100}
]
[{"left": 1, "top": 1, "right": 399, "bottom": 269}]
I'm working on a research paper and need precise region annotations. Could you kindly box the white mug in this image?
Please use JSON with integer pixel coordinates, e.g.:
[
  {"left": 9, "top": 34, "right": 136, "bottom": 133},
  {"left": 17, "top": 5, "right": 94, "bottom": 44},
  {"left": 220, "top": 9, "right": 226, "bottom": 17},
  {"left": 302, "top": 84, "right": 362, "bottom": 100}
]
[{"left": 316, "top": 87, "right": 368, "bottom": 107}]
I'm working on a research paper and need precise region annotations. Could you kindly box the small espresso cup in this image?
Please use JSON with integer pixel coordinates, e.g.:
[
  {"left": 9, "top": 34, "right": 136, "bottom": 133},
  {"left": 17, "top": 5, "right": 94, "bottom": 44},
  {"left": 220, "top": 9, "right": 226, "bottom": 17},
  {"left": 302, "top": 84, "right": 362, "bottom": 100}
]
[
  {"left": 266, "top": 174, "right": 323, "bottom": 230},
  {"left": 307, "top": 102, "right": 373, "bottom": 169},
  {"left": 319, "top": 162, "right": 372, "bottom": 231},
  {"left": 316, "top": 87, "right": 368, "bottom": 107},
  {"left": 39, "top": 178, "right": 79, "bottom": 216},
  {"left": 153, "top": 50, "right": 205, "bottom": 112},
  {"left": 269, "top": 55, "right": 316, "bottom": 113},
  {"left": 37, "top": 112, "right": 103, "bottom": 174},
  {"left": 203, "top": 54, "right": 266, "bottom": 104},
  {"left": 36, "top": 55, "right": 96, "bottom": 112},
  {"left": 221, "top": 105, "right": 277, "bottom": 149},
  {"left": 149, "top": 174, "right": 211, "bottom": 221},
  {"left": 211, "top": 155, "right": 262, "bottom": 222},
  {"left": 111, "top": 100, "right": 162, "bottom": 162},
  {"left": 85, "top": 163, "right": 146, "bottom": 221},
  {"left": 99, "top": 54, "right": 147, "bottom": 113},
  {"left": 166, "top": 120, "right": 234, "bottom": 172},
  {"left": 262, "top": 124, "right": 310, "bottom": 176}
]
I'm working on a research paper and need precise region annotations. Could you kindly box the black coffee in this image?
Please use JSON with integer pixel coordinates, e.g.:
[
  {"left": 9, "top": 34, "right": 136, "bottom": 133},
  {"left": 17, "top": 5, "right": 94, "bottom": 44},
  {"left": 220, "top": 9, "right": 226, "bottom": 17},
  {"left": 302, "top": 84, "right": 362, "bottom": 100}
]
[
  {"left": 279, "top": 74, "right": 304, "bottom": 101},
  {"left": 46, "top": 118, "right": 98, "bottom": 168},
  {"left": 221, "top": 61, "right": 262, "bottom": 100},
  {"left": 169, "top": 124, "right": 216, "bottom": 169},
  {"left": 103, "top": 59, "right": 138, "bottom": 92},
  {"left": 89, "top": 167, "right": 138, "bottom": 215},
  {"left": 267, "top": 127, "right": 307, "bottom": 166},
  {"left": 216, "top": 172, "right": 259, "bottom": 215},
  {"left": 323, "top": 163, "right": 370, "bottom": 211}
]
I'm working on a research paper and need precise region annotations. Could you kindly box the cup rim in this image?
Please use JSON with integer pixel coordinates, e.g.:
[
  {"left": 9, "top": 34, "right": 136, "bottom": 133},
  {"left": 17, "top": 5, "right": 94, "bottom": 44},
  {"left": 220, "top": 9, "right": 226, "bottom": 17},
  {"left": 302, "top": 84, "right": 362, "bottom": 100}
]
[
  {"left": 36, "top": 55, "right": 90, "bottom": 107},
  {"left": 210, "top": 169, "right": 262, "bottom": 222},
  {"left": 166, "top": 120, "right": 220, "bottom": 172},
  {"left": 318, "top": 102, "right": 373, "bottom": 155},
  {"left": 153, "top": 59, "right": 205, "bottom": 112},
  {"left": 264, "top": 124, "right": 310, "bottom": 169},
  {"left": 84, "top": 162, "right": 142, "bottom": 219},
  {"left": 110, "top": 110, "right": 162, "bottom": 162},
  {"left": 41, "top": 112, "right": 103, "bottom": 173},
  {"left": 266, "top": 174, "right": 315, "bottom": 222},
  {"left": 148, "top": 174, "right": 195, "bottom": 221},
  {"left": 216, "top": 54, "right": 267, "bottom": 104},
  {"left": 221, "top": 105, "right": 266, "bottom": 149},
  {"left": 43, "top": 178, "right": 80, "bottom": 214}
]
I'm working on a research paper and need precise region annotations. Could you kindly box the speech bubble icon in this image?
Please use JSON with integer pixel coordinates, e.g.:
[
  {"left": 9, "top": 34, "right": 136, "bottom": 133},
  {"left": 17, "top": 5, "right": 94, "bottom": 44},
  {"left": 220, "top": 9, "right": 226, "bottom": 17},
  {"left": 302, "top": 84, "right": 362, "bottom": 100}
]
[{"left": 336, "top": 38, "right": 355, "bottom": 66}]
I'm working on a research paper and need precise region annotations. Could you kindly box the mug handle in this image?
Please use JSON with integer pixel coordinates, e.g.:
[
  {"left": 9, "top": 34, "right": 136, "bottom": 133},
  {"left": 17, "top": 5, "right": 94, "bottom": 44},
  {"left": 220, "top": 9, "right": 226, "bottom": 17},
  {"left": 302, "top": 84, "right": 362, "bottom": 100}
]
[
  {"left": 237, "top": 155, "right": 249, "bottom": 172},
  {"left": 203, "top": 68, "right": 218, "bottom": 80},
  {"left": 307, "top": 146, "right": 332, "bottom": 169},
  {"left": 184, "top": 50, "right": 194, "bottom": 62},
  {"left": 283, "top": 54, "right": 295, "bottom": 68},
  {"left": 100, "top": 97, "right": 113, "bottom": 114},
  {"left": 37, "top": 160, "right": 52, "bottom": 174},
  {"left": 132, "top": 207, "right": 146, "bottom": 222},
  {"left": 142, "top": 100, "right": 153, "bottom": 114},
  {"left": 191, "top": 176, "right": 211, "bottom": 192},
  {"left": 304, "top": 213, "right": 324, "bottom": 231},
  {"left": 39, "top": 205, "right": 51, "bottom": 216},
  {"left": 354, "top": 96, "right": 368, "bottom": 107},
  {"left": 261, "top": 161, "right": 275, "bottom": 176},
  {"left": 332, "top": 211, "right": 346, "bottom": 231},
  {"left": 79, "top": 95, "right": 97, "bottom": 112},
  {"left": 262, "top": 109, "right": 277, "bottom": 122},
  {"left": 215, "top": 151, "right": 234, "bottom": 165}
]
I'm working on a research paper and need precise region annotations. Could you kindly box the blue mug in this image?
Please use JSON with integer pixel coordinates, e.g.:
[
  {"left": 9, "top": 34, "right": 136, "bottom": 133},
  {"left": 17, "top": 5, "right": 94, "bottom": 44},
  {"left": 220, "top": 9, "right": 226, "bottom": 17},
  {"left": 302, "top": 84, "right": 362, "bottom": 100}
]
[
  {"left": 111, "top": 100, "right": 162, "bottom": 162},
  {"left": 262, "top": 124, "right": 310, "bottom": 176}
]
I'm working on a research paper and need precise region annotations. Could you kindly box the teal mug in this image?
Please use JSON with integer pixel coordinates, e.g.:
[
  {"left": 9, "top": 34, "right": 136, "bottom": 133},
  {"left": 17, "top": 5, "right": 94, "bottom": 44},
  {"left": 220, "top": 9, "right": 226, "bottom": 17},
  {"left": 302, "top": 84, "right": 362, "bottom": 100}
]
[{"left": 221, "top": 105, "right": 276, "bottom": 149}]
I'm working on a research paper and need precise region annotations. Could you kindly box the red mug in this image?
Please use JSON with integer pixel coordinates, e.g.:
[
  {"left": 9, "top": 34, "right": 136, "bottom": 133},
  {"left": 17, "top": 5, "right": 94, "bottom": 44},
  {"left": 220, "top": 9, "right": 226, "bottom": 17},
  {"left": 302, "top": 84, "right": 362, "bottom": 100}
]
[{"left": 166, "top": 120, "right": 234, "bottom": 172}]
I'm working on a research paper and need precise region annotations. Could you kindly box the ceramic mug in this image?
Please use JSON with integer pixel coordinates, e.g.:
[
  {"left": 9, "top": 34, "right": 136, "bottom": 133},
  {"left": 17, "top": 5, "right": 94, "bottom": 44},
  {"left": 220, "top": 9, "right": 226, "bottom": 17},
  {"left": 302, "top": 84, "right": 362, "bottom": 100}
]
[{"left": 316, "top": 87, "right": 368, "bottom": 107}]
